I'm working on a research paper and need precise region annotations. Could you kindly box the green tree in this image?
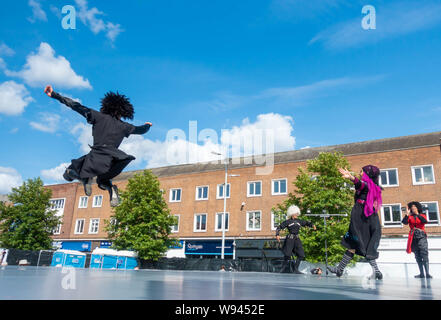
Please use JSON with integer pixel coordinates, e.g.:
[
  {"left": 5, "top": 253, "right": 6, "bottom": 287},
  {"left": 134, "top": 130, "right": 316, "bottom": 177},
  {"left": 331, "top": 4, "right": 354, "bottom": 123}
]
[
  {"left": 0, "top": 178, "right": 60, "bottom": 250},
  {"left": 273, "top": 152, "right": 359, "bottom": 264},
  {"left": 105, "top": 170, "right": 178, "bottom": 260}
]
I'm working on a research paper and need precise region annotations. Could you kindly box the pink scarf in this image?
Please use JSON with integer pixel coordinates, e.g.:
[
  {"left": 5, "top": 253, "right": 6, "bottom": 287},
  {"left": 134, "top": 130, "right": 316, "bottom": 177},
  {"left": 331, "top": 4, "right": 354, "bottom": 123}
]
[{"left": 362, "top": 172, "right": 382, "bottom": 217}]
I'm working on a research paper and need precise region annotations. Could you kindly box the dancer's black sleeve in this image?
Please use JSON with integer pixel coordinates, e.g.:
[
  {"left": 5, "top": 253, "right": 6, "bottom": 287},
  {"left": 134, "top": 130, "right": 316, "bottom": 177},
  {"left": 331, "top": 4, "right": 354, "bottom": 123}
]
[
  {"left": 275, "top": 220, "right": 288, "bottom": 236},
  {"left": 353, "top": 177, "right": 367, "bottom": 191},
  {"left": 51, "top": 91, "right": 95, "bottom": 124},
  {"left": 122, "top": 123, "right": 151, "bottom": 137},
  {"left": 402, "top": 215, "right": 409, "bottom": 224},
  {"left": 299, "top": 220, "right": 314, "bottom": 228}
]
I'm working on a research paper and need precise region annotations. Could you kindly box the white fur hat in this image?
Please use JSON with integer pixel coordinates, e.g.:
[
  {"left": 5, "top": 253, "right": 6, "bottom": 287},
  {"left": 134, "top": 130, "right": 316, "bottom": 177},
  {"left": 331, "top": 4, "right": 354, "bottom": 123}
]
[{"left": 287, "top": 205, "right": 301, "bottom": 217}]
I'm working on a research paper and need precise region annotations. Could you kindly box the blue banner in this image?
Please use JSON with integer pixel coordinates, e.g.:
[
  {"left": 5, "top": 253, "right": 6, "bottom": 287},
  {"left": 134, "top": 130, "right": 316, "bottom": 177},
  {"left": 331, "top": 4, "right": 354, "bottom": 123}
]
[
  {"left": 61, "top": 241, "right": 91, "bottom": 252},
  {"left": 185, "top": 240, "right": 233, "bottom": 255}
]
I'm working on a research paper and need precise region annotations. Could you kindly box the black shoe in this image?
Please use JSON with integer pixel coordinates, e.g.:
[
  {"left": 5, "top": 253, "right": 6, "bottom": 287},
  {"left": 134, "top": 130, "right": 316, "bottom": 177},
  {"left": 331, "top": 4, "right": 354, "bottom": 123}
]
[
  {"left": 82, "top": 178, "right": 92, "bottom": 196},
  {"left": 374, "top": 271, "right": 383, "bottom": 280},
  {"left": 63, "top": 169, "right": 80, "bottom": 182},
  {"left": 415, "top": 274, "right": 425, "bottom": 278},
  {"left": 110, "top": 185, "right": 121, "bottom": 207},
  {"left": 327, "top": 266, "right": 343, "bottom": 277}
]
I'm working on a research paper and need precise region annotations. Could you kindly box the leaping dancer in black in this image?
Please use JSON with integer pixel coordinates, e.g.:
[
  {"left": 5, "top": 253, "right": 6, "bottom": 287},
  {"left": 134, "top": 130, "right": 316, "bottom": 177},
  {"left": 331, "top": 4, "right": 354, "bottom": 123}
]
[
  {"left": 44, "top": 85, "right": 152, "bottom": 207},
  {"left": 276, "top": 205, "right": 316, "bottom": 274}
]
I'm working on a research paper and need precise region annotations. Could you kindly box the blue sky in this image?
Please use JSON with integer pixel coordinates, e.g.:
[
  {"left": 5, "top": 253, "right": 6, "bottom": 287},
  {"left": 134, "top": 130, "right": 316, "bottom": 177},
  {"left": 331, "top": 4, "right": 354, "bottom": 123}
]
[{"left": 1, "top": 0, "right": 441, "bottom": 193}]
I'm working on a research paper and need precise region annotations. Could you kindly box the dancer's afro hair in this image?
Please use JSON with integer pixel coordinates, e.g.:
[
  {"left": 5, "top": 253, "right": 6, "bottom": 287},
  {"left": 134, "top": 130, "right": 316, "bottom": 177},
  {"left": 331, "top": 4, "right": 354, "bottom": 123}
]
[
  {"left": 407, "top": 201, "right": 423, "bottom": 214},
  {"left": 100, "top": 91, "right": 134, "bottom": 120}
]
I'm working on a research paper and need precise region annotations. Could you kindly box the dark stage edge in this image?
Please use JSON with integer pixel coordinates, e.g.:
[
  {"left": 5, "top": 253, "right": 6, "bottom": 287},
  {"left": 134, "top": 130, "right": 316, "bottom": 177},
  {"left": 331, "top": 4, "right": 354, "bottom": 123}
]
[{"left": 0, "top": 266, "right": 439, "bottom": 300}]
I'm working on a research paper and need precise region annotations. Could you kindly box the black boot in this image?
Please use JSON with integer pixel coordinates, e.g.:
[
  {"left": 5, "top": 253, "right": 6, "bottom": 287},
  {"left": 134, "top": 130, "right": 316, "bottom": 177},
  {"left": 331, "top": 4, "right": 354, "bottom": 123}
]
[
  {"left": 293, "top": 259, "right": 304, "bottom": 274},
  {"left": 327, "top": 250, "right": 354, "bottom": 277},
  {"left": 63, "top": 168, "right": 80, "bottom": 182},
  {"left": 110, "top": 185, "right": 121, "bottom": 207},
  {"left": 81, "top": 178, "right": 93, "bottom": 196},
  {"left": 423, "top": 262, "right": 432, "bottom": 279},
  {"left": 415, "top": 258, "right": 425, "bottom": 278},
  {"left": 368, "top": 259, "right": 383, "bottom": 280}
]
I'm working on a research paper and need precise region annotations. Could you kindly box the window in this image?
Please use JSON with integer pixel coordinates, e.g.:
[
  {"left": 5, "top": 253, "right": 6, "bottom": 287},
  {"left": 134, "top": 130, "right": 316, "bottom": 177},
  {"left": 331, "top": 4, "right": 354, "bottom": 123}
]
[
  {"left": 247, "top": 211, "right": 261, "bottom": 231},
  {"left": 89, "top": 218, "right": 100, "bottom": 234},
  {"left": 272, "top": 179, "right": 287, "bottom": 195},
  {"left": 271, "top": 211, "right": 287, "bottom": 230},
  {"left": 92, "top": 195, "right": 103, "bottom": 208},
  {"left": 74, "top": 219, "right": 85, "bottom": 234},
  {"left": 420, "top": 202, "right": 440, "bottom": 225},
  {"left": 380, "top": 169, "right": 399, "bottom": 187},
  {"left": 53, "top": 223, "right": 62, "bottom": 235},
  {"left": 215, "top": 212, "right": 229, "bottom": 232},
  {"left": 194, "top": 214, "right": 207, "bottom": 232},
  {"left": 79, "top": 196, "right": 88, "bottom": 208},
  {"left": 247, "top": 181, "right": 262, "bottom": 197},
  {"left": 412, "top": 165, "right": 435, "bottom": 185},
  {"left": 217, "top": 183, "right": 230, "bottom": 199},
  {"left": 169, "top": 188, "right": 182, "bottom": 202},
  {"left": 171, "top": 215, "right": 180, "bottom": 233},
  {"left": 381, "top": 204, "right": 402, "bottom": 227},
  {"left": 195, "top": 186, "right": 209, "bottom": 200},
  {"left": 50, "top": 199, "right": 65, "bottom": 210}
]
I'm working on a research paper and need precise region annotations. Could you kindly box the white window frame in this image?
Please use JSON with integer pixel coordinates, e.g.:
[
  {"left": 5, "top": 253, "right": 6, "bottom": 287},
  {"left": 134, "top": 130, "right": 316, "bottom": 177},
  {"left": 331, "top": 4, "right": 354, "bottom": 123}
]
[
  {"left": 420, "top": 201, "right": 440, "bottom": 226},
  {"left": 49, "top": 198, "right": 66, "bottom": 217},
  {"left": 74, "top": 219, "right": 85, "bottom": 234},
  {"left": 247, "top": 181, "right": 262, "bottom": 197},
  {"left": 53, "top": 222, "right": 62, "bottom": 235},
  {"left": 380, "top": 203, "right": 403, "bottom": 228},
  {"left": 271, "top": 211, "right": 287, "bottom": 231},
  {"left": 194, "top": 213, "right": 207, "bottom": 232},
  {"left": 411, "top": 164, "right": 435, "bottom": 185},
  {"left": 78, "top": 196, "right": 88, "bottom": 209},
  {"left": 169, "top": 188, "right": 182, "bottom": 202},
  {"left": 88, "top": 218, "right": 100, "bottom": 234},
  {"left": 215, "top": 212, "right": 230, "bottom": 232},
  {"left": 216, "top": 183, "right": 231, "bottom": 199},
  {"left": 246, "top": 210, "right": 262, "bottom": 231},
  {"left": 379, "top": 168, "right": 399, "bottom": 188},
  {"left": 272, "top": 178, "right": 288, "bottom": 196},
  {"left": 92, "top": 195, "right": 103, "bottom": 208},
  {"left": 195, "top": 186, "right": 209, "bottom": 201},
  {"left": 171, "top": 214, "right": 180, "bottom": 233}
]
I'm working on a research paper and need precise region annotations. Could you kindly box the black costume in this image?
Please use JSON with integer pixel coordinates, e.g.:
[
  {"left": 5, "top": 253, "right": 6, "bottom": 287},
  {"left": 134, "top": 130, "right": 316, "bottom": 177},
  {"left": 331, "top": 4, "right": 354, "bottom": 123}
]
[
  {"left": 402, "top": 202, "right": 431, "bottom": 278},
  {"left": 51, "top": 91, "right": 150, "bottom": 204},
  {"left": 341, "top": 177, "right": 382, "bottom": 260},
  {"left": 276, "top": 217, "right": 314, "bottom": 273}
]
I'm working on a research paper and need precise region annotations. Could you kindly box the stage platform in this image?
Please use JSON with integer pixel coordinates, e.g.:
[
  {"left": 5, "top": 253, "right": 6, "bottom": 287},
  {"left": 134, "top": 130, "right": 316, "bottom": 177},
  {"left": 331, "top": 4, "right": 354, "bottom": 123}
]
[{"left": 0, "top": 266, "right": 439, "bottom": 300}]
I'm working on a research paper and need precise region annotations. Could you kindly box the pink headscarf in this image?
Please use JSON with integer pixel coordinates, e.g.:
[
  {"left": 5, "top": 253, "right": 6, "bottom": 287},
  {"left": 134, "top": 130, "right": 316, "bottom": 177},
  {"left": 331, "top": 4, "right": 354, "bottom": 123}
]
[{"left": 362, "top": 172, "right": 382, "bottom": 217}]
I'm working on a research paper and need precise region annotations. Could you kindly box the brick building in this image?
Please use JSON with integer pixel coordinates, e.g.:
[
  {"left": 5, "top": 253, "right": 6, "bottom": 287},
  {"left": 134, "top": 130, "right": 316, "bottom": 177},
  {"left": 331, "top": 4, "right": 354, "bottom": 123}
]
[{"left": 45, "top": 131, "right": 441, "bottom": 261}]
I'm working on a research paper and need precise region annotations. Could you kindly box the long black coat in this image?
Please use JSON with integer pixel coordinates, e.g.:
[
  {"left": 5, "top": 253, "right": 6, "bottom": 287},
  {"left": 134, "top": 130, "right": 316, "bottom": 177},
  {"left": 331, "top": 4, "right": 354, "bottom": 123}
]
[{"left": 51, "top": 91, "right": 150, "bottom": 180}]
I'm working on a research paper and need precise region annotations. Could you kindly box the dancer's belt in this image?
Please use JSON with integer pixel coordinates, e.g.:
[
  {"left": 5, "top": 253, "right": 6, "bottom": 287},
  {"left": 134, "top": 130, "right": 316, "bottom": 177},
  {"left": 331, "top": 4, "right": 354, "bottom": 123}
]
[{"left": 287, "top": 234, "right": 299, "bottom": 239}]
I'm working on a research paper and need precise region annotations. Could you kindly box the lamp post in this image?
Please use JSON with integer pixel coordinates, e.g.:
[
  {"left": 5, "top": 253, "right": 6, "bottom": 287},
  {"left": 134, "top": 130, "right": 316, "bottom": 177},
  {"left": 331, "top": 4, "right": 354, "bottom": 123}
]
[{"left": 211, "top": 151, "right": 239, "bottom": 259}]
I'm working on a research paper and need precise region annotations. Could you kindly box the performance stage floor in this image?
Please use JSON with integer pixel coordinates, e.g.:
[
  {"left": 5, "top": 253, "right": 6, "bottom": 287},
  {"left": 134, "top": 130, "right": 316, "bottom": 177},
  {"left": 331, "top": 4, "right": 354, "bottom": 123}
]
[{"left": 0, "top": 266, "right": 439, "bottom": 300}]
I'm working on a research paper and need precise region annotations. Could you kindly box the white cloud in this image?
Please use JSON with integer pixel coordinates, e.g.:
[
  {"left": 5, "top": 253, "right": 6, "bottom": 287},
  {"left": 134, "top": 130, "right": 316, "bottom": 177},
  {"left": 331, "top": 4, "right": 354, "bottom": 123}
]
[
  {"left": 0, "top": 43, "right": 15, "bottom": 56},
  {"left": 5, "top": 42, "right": 92, "bottom": 89},
  {"left": 310, "top": 2, "right": 441, "bottom": 50},
  {"left": 75, "top": 0, "right": 123, "bottom": 43},
  {"left": 30, "top": 113, "right": 61, "bottom": 133},
  {"left": 0, "top": 167, "right": 23, "bottom": 194},
  {"left": 119, "top": 113, "right": 295, "bottom": 169},
  {"left": 41, "top": 162, "right": 70, "bottom": 183},
  {"left": 71, "top": 122, "right": 93, "bottom": 153},
  {"left": 0, "top": 81, "right": 34, "bottom": 116},
  {"left": 28, "top": 0, "right": 47, "bottom": 23}
]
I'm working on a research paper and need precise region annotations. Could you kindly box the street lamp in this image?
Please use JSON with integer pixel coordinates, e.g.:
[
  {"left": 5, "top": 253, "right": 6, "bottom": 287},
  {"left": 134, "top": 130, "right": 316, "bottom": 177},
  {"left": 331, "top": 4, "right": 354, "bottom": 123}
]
[{"left": 211, "top": 151, "right": 239, "bottom": 259}]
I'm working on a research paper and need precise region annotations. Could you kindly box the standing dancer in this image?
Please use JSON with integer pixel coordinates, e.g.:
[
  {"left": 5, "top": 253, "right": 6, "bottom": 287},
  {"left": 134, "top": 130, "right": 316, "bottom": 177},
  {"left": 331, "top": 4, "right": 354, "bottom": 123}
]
[
  {"left": 402, "top": 202, "right": 432, "bottom": 278},
  {"left": 327, "top": 165, "right": 383, "bottom": 280},
  {"left": 276, "top": 205, "right": 316, "bottom": 274},
  {"left": 44, "top": 85, "right": 152, "bottom": 207}
]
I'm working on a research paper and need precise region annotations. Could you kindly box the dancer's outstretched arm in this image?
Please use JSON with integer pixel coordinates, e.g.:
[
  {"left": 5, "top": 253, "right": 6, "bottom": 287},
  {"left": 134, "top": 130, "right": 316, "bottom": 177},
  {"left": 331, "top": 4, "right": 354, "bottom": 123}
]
[
  {"left": 44, "top": 85, "right": 92, "bottom": 120},
  {"left": 131, "top": 122, "right": 152, "bottom": 135}
]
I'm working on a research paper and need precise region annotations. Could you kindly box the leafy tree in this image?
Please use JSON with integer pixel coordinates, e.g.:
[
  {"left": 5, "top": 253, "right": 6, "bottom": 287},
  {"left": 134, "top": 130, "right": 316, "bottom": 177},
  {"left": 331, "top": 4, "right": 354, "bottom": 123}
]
[
  {"left": 105, "top": 170, "right": 178, "bottom": 260},
  {"left": 0, "top": 178, "right": 60, "bottom": 250},
  {"left": 273, "top": 152, "right": 359, "bottom": 264}
]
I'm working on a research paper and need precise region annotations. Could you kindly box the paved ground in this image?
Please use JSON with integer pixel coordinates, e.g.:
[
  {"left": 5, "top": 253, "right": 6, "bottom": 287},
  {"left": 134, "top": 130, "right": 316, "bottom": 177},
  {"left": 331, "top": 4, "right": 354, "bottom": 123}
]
[{"left": 0, "top": 266, "right": 439, "bottom": 300}]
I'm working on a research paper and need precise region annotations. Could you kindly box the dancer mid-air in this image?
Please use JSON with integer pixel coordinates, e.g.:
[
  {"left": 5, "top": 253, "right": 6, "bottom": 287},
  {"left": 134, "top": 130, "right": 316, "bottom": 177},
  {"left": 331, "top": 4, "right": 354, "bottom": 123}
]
[
  {"left": 327, "top": 165, "right": 383, "bottom": 280},
  {"left": 276, "top": 205, "right": 316, "bottom": 274},
  {"left": 44, "top": 85, "right": 152, "bottom": 207}
]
